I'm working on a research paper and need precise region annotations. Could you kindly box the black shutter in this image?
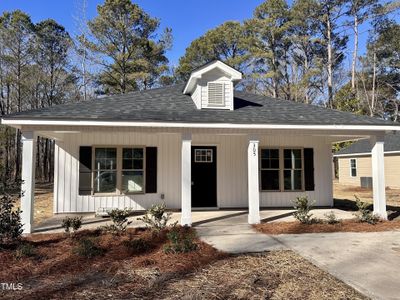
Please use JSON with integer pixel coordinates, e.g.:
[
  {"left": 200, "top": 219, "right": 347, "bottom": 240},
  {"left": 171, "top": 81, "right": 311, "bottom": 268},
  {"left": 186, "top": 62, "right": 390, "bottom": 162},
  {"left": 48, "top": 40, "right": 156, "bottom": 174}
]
[
  {"left": 79, "top": 146, "right": 92, "bottom": 195},
  {"left": 304, "top": 148, "right": 315, "bottom": 191},
  {"left": 145, "top": 147, "right": 157, "bottom": 193}
]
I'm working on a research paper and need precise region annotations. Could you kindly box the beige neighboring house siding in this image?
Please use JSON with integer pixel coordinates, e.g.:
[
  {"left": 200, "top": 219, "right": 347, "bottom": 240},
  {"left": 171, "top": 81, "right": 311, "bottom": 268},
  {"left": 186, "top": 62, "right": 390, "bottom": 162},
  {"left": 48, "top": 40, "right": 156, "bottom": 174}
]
[{"left": 338, "top": 154, "right": 400, "bottom": 188}]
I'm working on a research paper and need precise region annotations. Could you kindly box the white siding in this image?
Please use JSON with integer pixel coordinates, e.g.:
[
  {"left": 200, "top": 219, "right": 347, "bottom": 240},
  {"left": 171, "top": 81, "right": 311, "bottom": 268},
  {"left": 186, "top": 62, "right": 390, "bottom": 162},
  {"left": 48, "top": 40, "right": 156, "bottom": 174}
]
[{"left": 54, "top": 130, "right": 333, "bottom": 213}]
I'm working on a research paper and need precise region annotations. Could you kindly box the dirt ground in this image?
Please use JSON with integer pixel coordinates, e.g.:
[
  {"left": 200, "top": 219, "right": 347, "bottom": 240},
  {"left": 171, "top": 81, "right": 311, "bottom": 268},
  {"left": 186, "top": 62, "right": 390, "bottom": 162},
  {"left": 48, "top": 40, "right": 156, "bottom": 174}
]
[
  {"left": 15, "top": 183, "right": 54, "bottom": 225},
  {"left": 333, "top": 180, "right": 400, "bottom": 208},
  {"left": 254, "top": 219, "right": 400, "bottom": 235},
  {"left": 0, "top": 229, "right": 366, "bottom": 300}
]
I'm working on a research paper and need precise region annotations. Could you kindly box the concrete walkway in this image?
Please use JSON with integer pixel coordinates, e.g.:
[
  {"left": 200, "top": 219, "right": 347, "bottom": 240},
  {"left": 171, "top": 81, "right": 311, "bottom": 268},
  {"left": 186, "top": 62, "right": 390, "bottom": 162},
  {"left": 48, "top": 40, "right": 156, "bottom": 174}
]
[{"left": 194, "top": 211, "right": 400, "bottom": 300}]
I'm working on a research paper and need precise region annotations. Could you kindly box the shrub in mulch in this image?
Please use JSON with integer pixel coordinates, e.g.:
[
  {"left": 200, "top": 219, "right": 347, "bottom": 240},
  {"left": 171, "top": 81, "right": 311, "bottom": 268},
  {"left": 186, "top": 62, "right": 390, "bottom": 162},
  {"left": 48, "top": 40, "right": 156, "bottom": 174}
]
[
  {"left": 0, "top": 226, "right": 224, "bottom": 300},
  {"left": 254, "top": 219, "right": 400, "bottom": 235}
]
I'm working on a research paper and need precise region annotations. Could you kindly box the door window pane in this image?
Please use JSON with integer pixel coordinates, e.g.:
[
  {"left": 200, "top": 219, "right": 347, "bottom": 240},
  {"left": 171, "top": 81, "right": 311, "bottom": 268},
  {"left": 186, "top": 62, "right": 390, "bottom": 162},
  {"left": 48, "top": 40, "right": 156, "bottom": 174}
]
[{"left": 195, "top": 149, "right": 213, "bottom": 163}]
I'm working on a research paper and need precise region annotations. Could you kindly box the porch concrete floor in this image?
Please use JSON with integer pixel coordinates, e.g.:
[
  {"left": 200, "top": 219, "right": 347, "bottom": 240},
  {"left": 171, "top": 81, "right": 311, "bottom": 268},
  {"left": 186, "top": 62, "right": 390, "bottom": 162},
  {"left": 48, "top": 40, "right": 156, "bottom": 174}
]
[{"left": 33, "top": 208, "right": 354, "bottom": 234}]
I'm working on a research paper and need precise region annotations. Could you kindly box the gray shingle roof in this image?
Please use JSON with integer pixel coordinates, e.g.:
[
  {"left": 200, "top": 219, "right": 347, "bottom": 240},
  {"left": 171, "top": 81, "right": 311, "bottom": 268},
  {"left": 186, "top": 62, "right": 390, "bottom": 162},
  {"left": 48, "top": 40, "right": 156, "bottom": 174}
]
[
  {"left": 2, "top": 84, "right": 398, "bottom": 126},
  {"left": 335, "top": 133, "right": 400, "bottom": 156}
]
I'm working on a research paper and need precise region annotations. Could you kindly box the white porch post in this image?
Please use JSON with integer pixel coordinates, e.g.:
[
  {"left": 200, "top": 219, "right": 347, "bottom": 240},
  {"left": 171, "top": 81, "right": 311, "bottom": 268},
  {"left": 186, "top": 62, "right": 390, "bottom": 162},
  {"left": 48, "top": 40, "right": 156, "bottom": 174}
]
[
  {"left": 181, "top": 132, "right": 192, "bottom": 226},
  {"left": 21, "top": 131, "right": 36, "bottom": 234},
  {"left": 248, "top": 138, "right": 260, "bottom": 224},
  {"left": 370, "top": 134, "right": 387, "bottom": 219}
]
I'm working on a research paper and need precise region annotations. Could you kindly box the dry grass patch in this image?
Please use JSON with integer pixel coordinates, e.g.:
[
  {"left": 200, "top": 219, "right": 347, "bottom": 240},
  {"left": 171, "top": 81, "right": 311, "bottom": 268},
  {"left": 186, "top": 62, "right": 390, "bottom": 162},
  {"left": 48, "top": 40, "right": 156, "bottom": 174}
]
[
  {"left": 149, "top": 251, "right": 367, "bottom": 300},
  {"left": 254, "top": 219, "right": 400, "bottom": 235}
]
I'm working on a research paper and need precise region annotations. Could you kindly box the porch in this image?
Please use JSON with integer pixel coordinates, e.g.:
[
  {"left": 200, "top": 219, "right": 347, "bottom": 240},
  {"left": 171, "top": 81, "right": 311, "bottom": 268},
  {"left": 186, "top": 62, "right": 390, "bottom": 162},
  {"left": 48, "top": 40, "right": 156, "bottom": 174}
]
[{"left": 18, "top": 127, "right": 388, "bottom": 233}]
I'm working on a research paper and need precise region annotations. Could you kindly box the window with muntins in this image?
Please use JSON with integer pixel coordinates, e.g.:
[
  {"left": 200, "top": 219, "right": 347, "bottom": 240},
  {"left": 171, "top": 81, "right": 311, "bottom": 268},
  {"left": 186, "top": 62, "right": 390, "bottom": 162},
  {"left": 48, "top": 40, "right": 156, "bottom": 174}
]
[
  {"left": 94, "top": 148, "right": 117, "bottom": 193},
  {"left": 207, "top": 82, "right": 225, "bottom": 107},
  {"left": 260, "top": 149, "right": 280, "bottom": 191},
  {"left": 260, "top": 148, "right": 304, "bottom": 192},
  {"left": 283, "top": 149, "right": 303, "bottom": 191},
  {"left": 122, "top": 148, "right": 144, "bottom": 193},
  {"left": 194, "top": 149, "right": 213, "bottom": 163},
  {"left": 350, "top": 158, "right": 357, "bottom": 177}
]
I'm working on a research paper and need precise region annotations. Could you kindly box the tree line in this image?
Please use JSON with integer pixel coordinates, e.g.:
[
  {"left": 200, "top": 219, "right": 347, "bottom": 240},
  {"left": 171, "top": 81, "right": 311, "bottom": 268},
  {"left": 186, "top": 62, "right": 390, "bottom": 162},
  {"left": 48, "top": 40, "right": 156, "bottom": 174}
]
[{"left": 0, "top": 0, "right": 399, "bottom": 185}]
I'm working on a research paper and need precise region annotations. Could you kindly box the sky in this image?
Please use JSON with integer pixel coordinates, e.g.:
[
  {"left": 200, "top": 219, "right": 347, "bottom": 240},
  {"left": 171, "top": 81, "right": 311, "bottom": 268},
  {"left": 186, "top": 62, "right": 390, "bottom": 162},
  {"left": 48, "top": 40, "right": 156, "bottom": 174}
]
[
  {"left": 0, "top": 0, "right": 388, "bottom": 68},
  {"left": 0, "top": 0, "right": 265, "bottom": 66}
]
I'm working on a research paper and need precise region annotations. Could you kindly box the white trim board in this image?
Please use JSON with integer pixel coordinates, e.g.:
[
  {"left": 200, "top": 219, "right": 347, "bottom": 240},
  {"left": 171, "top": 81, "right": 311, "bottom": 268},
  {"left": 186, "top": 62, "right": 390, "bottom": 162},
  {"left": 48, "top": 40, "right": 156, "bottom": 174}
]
[
  {"left": 2, "top": 118, "right": 400, "bottom": 132},
  {"left": 334, "top": 150, "right": 400, "bottom": 158}
]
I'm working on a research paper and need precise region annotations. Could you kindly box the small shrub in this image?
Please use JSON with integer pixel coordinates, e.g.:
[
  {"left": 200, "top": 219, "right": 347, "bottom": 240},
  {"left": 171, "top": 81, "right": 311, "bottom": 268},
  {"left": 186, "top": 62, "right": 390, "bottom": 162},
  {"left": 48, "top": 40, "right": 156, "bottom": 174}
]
[
  {"left": 61, "top": 216, "right": 83, "bottom": 234},
  {"left": 15, "top": 243, "right": 36, "bottom": 259},
  {"left": 353, "top": 195, "right": 380, "bottom": 224},
  {"left": 0, "top": 193, "right": 23, "bottom": 246},
  {"left": 292, "top": 196, "right": 315, "bottom": 224},
  {"left": 102, "top": 208, "right": 133, "bottom": 234},
  {"left": 123, "top": 238, "right": 150, "bottom": 254},
  {"left": 138, "top": 203, "right": 174, "bottom": 232},
  {"left": 324, "top": 211, "right": 341, "bottom": 224},
  {"left": 73, "top": 237, "right": 104, "bottom": 258},
  {"left": 164, "top": 226, "right": 198, "bottom": 254}
]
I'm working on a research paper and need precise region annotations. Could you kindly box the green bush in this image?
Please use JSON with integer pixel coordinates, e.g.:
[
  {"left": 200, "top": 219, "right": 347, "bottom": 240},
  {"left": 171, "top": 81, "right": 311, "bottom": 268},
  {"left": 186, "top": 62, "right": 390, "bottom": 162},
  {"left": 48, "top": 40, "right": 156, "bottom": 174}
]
[
  {"left": 73, "top": 237, "right": 104, "bottom": 258},
  {"left": 354, "top": 196, "right": 380, "bottom": 224},
  {"left": 292, "top": 196, "right": 315, "bottom": 224},
  {"left": 164, "top": 226, "right": 197, "bottom": 254},
  {"left": 61, "top": 216, "right": 83, "bottom": 234},
  {"left": 123, "top": 238, "right": 150, "bottom": 254},
  {"left": 102, "top": 208, "right": 133, "bottom": 234},
  {"left": 0, "top": 193, "right": 23, "bottom": 246},
  {"left": 138, "top": 203, "right": 174, "bottom": 232},
  {"left": 15, "top": 243, "right": 36, "bottom": 259},
  {"left": 324, "top": 211, "right": 341, "bottom": 224}
]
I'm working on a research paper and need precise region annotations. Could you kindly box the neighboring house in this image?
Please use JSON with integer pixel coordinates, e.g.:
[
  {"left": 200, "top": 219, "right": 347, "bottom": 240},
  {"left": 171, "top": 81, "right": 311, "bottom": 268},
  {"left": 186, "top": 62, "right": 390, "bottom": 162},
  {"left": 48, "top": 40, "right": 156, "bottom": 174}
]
[
  {"left": 334, "top": 133, "right": 400, "bottom": 188},
  {"left": 2, "top": 60, "right": 400, "bottom": 233}
]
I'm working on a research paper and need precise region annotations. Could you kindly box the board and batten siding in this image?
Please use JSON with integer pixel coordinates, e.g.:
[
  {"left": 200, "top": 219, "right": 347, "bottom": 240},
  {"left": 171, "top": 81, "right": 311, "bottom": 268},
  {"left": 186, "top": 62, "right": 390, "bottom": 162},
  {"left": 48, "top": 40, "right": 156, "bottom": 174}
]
[
  {"left": 338, "top": 154, "right": 400, "bottom": 188},
  {"left": 53, "top": 130, "right": 333, "bottom": 213}
]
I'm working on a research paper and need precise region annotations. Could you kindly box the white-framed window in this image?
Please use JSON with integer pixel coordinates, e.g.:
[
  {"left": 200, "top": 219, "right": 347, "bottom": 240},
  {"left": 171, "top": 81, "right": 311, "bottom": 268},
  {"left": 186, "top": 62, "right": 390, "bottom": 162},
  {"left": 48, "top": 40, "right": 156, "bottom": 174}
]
[
  {"left": 122, "top": 148, "right": 145, "bottom": 193},
  {"left": 260, "top": 148, "right": 304, "bottom": 192},
  {"left": 195, "top": 148, "right": 213, "bottom": 163},
  {"left": 207, "top": 82, "right": 225, "bottom": 107},
  {"left": 93, "top": 146, "right": 145, "bottom": 195},
  {"left": 94, "top": 148, "right": 117, "bottom": 193},
  {"left": 260, "top": 149, "right": 280, "bottom": 191},
  {"left": 283, "top": 149, "right": 303, "bottom": 191},
  {"left": 350, "top": 158, "right": 357, "bottom": 177}
]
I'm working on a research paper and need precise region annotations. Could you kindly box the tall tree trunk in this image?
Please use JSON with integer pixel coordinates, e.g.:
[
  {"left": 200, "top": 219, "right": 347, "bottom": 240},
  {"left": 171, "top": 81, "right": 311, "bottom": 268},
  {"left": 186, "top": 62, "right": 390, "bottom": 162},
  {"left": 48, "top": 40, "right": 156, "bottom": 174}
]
[
  {"left": 327, "top": 15, "right": 334, "bottom": 109},
  {"left": 351, "top": 14, "right": 359, "bottom": 91},
  {"left": 371, "top": 50, "right": 377, "bottom": 117}
]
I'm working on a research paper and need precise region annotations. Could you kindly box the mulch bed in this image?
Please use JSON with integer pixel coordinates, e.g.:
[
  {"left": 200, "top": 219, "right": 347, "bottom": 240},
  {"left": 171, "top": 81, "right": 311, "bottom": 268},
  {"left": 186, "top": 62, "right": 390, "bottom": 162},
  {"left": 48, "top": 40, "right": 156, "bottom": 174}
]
[
  {"left": 0, "top": 228, "right": 367, "bottom": 300},
  {"left": 0, "top": 228, "right": 224, "bottom": 300},
  {"left": 254, "top": 219, "right": 400, "bottom": 235}
]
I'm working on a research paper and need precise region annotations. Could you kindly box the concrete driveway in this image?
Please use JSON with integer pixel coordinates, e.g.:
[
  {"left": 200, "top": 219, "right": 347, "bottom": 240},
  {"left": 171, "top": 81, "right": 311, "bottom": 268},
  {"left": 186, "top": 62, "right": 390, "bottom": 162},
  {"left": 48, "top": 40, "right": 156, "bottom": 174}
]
[
  {"left": 276, "top": 231, "right": 400, "bottom": 300},
  {"left": 194, "top": 211, "right": 400, "bottom": 300}
]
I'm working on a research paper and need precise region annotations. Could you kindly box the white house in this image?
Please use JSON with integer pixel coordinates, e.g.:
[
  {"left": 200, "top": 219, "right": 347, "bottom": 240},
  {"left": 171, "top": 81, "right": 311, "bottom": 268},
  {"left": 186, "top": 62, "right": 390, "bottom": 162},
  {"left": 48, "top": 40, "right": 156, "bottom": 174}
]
[{"left": 2, "top": 60, "right": 400, "bottom": 233}]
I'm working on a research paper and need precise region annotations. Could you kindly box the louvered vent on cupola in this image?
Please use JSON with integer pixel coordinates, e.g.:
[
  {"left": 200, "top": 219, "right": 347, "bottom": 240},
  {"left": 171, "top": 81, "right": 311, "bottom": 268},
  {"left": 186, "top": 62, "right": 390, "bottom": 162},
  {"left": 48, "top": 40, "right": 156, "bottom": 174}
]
[
  {"left": 183, "top": 60, "right": 242, "bottom": 111},
  {"left": 207, "top": 82, "right": 225, "bottom": 107}
]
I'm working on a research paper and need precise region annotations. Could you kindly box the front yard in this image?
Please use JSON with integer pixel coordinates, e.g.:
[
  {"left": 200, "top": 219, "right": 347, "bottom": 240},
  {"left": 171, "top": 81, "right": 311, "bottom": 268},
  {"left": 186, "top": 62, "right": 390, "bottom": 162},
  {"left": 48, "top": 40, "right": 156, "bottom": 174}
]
[{"left": 0, "top": 228, "right": 366, "bottom": 300}]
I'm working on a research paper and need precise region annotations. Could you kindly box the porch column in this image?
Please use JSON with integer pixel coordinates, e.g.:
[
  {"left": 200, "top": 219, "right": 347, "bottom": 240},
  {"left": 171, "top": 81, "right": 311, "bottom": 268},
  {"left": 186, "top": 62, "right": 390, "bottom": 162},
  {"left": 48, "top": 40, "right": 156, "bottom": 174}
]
[
  {"left": 181, "top": 132, "right": 192, "bottom": 226},
  {"left": 248, "top": 138, "right": 260, "bottom": 224},
  {"left": 21, "top": 131, "right": 36, "bottom": 234},
  {"left": 370, "top": 134, "right": 387, "bottom": 219}
]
